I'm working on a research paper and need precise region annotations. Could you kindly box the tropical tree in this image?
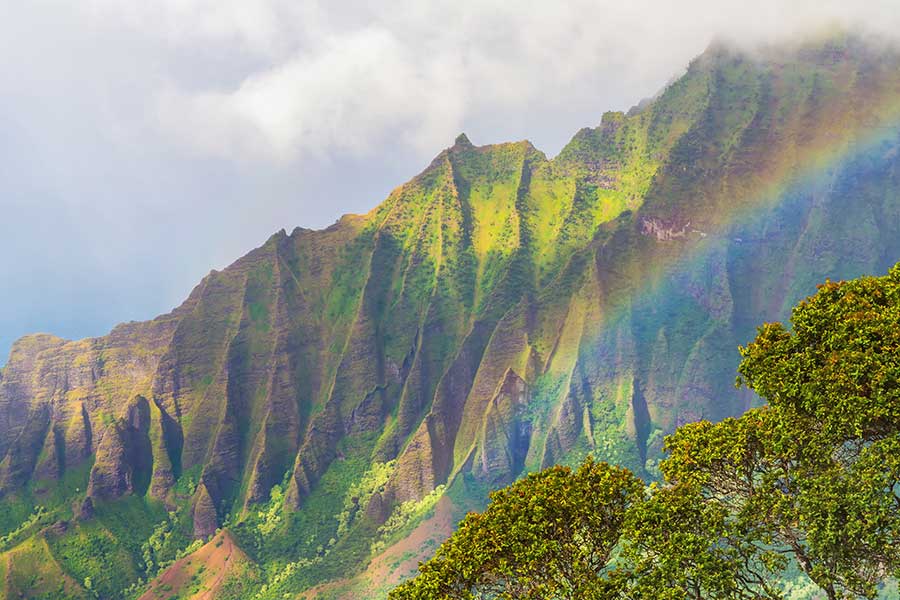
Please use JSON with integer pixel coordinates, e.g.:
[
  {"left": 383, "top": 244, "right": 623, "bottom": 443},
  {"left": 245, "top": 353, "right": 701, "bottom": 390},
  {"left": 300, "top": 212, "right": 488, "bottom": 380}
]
[
  {"left": 621, "top": 479, "right": 784, "bottom": 600},
  {"left": 661, "top": 265, "right": 900, "bottom": 599},
  {"left": 389, "top": 457, "right": 643, "bottom": 599}
]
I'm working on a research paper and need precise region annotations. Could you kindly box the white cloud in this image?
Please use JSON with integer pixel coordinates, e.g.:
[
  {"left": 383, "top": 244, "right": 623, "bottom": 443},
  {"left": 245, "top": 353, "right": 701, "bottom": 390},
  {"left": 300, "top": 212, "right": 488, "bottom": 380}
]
[
  {"left": 3, "top": 0, "right": 900, "bottom": 360},
  {"left": 156, "top": 26, "right": 466, "bottom": 161},
  {"left": 73, "top": 0, "right": 900, "bottom": 164}
]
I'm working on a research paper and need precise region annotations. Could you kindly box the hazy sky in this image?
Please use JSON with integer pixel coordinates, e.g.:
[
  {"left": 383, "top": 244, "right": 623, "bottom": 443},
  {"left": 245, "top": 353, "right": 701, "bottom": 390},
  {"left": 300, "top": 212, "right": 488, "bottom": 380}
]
[{"left": 2, "top": 1, "right": 900, "bottom": 362}]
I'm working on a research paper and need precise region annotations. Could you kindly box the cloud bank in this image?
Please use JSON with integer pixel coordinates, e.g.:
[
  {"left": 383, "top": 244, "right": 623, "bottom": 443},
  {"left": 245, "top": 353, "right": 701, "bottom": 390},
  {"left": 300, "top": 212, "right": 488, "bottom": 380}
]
[
  {"left": 2, "top": 0, "right": 899, "bottom": 360},
  {"left": 79, "top": 0, "right": 900, "bottom": 162}
]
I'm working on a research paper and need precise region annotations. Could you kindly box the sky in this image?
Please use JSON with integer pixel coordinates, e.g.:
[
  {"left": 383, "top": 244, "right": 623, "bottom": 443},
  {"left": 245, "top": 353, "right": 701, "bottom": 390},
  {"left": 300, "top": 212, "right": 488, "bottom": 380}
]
[{"left": 2, "top": 1, "right": 900, "bottom": 362}]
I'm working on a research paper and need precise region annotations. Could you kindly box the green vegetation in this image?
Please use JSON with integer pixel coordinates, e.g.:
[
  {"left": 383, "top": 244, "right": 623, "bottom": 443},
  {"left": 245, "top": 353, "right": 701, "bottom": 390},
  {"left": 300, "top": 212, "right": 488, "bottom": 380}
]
[
  {"left": 391, "top": 458, "right": 642, "bottom": 598},
  {"left": 0, "top": 505, "right": 49, "bottom": 551},
  {"left": 140, "top": 509, "right": 197, "bottom": 576},
  {"left": 371, "top": 484, "right": 446, "bottom": 556},
  {"left": 43, "top": 497, "right": 186, "bottom": 599}
]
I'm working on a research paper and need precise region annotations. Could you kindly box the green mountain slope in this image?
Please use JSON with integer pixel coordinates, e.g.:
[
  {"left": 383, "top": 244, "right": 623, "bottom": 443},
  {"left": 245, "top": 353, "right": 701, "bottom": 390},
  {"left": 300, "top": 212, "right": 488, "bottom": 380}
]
[{"left": 2, "top": 32, "right": 900, "bottom": 599}]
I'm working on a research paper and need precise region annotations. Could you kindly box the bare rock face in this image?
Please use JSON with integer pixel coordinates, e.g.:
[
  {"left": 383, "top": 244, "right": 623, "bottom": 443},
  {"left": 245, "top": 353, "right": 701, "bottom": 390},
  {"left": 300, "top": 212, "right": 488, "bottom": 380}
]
[
  {"left": 640, "top": 216, "right": 691, "bottom": 241},
  {"left": 48, "top": 520, "right": 69, "bottom": 535},
  {"left": 364, "top": 491, "right": 392, "bottom": 525},
  {"left": 0, "top": 404, "right": 51, "bottom": 492},
  {"left": 65, "top": 403, "right": 94, "bottom": 466},
  {"left": 86, "top": 396, "right": 153, "bottom": 500},
  {"left": 473, "top": 370, "right": 531, "bottom": 487},
  {"left": 0, "top": 335, "right": 66, "bottom": 459},
  {"left": 192, "top": 482, "right": 219, "bottom": 541},
  {"left": 77, "top": 496, "right": 94, "bottom": 521},
  {"left": 385, "top": 423, "right": 437, "bottom": 504},
  {"left": 87, "top": 423, "right": 133, "bottom": 500}
]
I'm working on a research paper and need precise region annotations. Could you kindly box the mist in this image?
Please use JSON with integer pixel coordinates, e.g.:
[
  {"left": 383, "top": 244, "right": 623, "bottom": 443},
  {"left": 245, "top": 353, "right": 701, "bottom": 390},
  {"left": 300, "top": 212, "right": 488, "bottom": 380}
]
[{"left": 3, "top": 0, "right": 900, "bottom": 361}]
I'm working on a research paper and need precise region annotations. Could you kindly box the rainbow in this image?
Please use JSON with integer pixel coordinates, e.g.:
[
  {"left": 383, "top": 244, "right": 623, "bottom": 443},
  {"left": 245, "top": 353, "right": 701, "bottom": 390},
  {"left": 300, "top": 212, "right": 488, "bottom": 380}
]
[
  {"left": 610, "top": 65, "right": 900, "bottom": 326},
  {"left": 549, "top": 56, "right": 900, "bottom": 437}
]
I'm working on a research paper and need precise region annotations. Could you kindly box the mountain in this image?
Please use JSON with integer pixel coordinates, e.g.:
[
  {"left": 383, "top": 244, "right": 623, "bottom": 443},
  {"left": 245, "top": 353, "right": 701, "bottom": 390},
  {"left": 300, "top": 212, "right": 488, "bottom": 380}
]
[{"left": 3, "top": 32, "right": 900, "bottom": 599}]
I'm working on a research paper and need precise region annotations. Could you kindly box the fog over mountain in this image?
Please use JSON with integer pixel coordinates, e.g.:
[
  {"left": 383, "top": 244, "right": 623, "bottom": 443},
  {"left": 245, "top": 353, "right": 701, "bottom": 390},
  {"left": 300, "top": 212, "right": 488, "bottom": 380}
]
[{"left": 3, "top": 0, "right": 900, "bottom": 361}]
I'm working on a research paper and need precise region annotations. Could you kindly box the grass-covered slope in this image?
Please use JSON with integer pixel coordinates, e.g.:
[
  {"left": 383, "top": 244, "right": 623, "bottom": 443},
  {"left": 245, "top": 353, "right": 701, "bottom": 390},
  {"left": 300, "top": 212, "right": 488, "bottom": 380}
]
[{"left": 2, "top": 32, "right": 900, "bottom": 598}]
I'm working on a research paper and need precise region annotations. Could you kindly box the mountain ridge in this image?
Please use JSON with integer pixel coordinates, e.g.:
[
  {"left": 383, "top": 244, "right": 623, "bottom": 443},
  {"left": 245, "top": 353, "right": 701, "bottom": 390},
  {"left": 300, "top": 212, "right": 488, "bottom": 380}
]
[{"left": 3, "top": 32, "right": 900, "bottom": 598}]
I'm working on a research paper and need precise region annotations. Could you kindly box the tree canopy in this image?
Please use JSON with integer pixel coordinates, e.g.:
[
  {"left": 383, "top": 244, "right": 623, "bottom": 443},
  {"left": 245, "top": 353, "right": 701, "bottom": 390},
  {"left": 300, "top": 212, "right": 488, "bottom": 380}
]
[{"left": 390, "top": 458, "right": 642, "bottom": 599}]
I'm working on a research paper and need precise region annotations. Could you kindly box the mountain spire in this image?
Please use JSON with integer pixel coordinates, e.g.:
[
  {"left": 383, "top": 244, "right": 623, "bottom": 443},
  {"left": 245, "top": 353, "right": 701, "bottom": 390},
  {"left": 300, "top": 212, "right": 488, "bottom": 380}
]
[{"left": 454, "top": 132, "right": 473, "bottom": 148}]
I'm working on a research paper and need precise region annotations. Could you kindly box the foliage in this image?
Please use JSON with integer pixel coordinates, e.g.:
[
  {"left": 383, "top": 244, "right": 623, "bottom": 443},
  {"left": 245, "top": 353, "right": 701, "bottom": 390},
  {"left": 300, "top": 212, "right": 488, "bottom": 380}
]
[
  {"left": 371, "top": 484, "right": 445, "bottom": 556},
  {"left": 256, "top": 483, "right": 285, "bottom": 536},
  {"left": 338, "top": 461, "right": 395, "bottom": 538},
  {"left": 390, "top": 458, "right": 642, "bottom": 599},
  {"left": 0, "top": 505, "right": 48, "bottom": 551},
  {"left": 661, "top": 265, "right": 900, "bottom": 599},
  {"left": 140, "top": 510, "right": 198, "bottom": 576},
  {"left": 41, "top": 497, "right": 174, "bottom": 599},
  {"left": 621, "top": 481, "right": 784, "bottom": 599}
]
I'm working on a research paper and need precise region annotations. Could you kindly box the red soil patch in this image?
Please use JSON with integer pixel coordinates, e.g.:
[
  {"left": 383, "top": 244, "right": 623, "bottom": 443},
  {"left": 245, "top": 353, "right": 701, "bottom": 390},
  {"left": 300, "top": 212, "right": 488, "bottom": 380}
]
[
  {"left": 299, "top": 496, "right": 459, "bottom": 599},
  {"left": 366, "top": 495, "right": 457, "bottom": 588},
  {"left": 139, "top": 531, "right": 251, "bottom": 600}
]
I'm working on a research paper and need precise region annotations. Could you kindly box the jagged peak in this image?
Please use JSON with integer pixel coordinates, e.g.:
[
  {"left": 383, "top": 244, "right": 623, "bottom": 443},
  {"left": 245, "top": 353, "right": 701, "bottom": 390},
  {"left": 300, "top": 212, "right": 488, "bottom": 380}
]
[
  {"left": 5, "top": 333, "right": 68, "bottom": 364},
  {"left": 453, "top": 132, "right": 473, "bottom": 148},
  {"left": 260, "top": 228, "right": 290, "bottom": 249}
]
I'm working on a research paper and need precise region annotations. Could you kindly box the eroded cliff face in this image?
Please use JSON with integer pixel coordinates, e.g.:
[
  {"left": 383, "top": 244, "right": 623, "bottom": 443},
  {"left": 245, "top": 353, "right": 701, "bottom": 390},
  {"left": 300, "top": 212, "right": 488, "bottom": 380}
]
[{"left": 3, "top": 33, "right": 900, "bottom": 598}]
